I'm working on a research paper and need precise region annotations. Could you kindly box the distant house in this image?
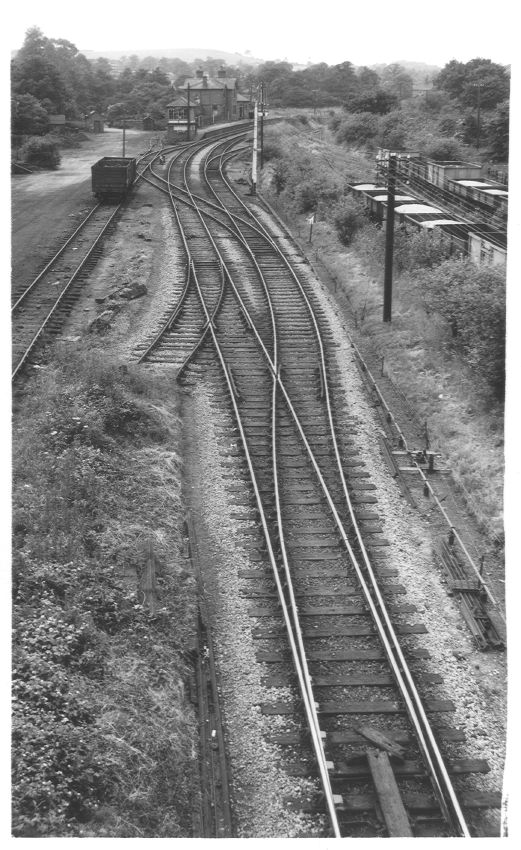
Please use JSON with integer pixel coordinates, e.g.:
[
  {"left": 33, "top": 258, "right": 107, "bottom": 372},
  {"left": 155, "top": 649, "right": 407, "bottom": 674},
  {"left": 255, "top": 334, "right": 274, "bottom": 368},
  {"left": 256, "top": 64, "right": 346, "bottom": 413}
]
[
  {"left": 176, "top": 68, "right": 240, "bottom": 126},
  {"left": 86, "top": 111, "right": 104, "bottom": 133},
  {"left": 48, "top": 114, "right": 66, "bottom": 132},
  {"left": 237, "top": 92, "right": 254, "bottom": 119},
  {"left": 165, "top": 95, "right": 199, "bottom": 141}
]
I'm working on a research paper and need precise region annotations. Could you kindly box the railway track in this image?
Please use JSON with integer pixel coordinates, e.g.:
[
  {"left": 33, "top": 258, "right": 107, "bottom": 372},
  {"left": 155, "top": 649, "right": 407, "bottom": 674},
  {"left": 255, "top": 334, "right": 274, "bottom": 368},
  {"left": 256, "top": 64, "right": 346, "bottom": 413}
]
[
  {"left": 135, "top": 133, "right": 501, "bottom": 836},
  {"left": 11, "top": 147, "right": 162, "bottom": 381}
]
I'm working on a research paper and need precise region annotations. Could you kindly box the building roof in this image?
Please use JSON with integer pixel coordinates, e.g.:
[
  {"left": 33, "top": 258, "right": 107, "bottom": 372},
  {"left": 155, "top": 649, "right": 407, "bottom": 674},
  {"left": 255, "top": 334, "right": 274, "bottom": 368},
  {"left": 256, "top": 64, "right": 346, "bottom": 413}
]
[
  {"left": 395, "top": 203, "right": 442, "bottom": 215},
  {"left": 372, "top": 194, "right": 415, "bottom": 202},
  {"left": 420, "top": 219, "right": 463, "bottom": 228},
  {"left": 166, "top": 96, "right": 192, "bottom": 108},
  {"left": 482, "top": 189, "right": 508, "bottom": 197},
  {"left": 236, "top": 92, "right": 251, "bottom": 102},
  {"left": 179, "top": 75, "right": 237, "bottom": 90}
]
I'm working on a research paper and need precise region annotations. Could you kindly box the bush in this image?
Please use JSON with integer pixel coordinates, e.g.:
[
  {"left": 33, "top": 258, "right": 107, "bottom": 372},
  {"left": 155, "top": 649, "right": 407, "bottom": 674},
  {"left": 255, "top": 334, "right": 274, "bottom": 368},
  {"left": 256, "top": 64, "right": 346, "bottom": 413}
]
[
  {"left": 422, "top": 136, "right": 465, "bottom": 161},
  {"left": 20, "top": 135, "right": 61, "bottom": 169},
  {"left": 421, "top": 258, "right": 506, "bottom": 398},
  {"left": 293, "top": 175, "right": 341, "bottom": 214},
  {"left": 393, "top": 228, "right": 453, "bottom": 273},
  {"left": 332, "top": 196, "right": 368, "bottom": 245},
  {"left": 334, "top": 112, "right": 379, "bottom": 146}
]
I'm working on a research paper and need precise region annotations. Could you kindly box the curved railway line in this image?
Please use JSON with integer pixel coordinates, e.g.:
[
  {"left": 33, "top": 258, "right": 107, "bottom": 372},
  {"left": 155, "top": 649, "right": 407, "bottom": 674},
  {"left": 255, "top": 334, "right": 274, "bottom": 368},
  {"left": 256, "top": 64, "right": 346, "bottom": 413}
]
[
  {"left": 12, "top": 124, "right": 504, "bottom": 837},
  {"left": 132, "top": 130, "right": 501, "bottom": 836}
]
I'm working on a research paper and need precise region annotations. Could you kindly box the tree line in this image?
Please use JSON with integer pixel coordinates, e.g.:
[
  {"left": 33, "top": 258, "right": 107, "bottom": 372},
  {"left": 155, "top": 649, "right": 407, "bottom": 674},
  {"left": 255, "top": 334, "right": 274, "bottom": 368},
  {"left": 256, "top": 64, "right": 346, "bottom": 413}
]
[{"left": 11, "top": 26, "right": 509, "bottom": 161}]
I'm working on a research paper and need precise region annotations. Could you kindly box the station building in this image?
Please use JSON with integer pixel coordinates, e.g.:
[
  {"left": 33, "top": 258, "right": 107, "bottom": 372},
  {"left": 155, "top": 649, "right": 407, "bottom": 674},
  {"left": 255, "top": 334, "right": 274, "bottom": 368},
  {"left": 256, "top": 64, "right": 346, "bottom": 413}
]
[{"left": 166, "top": 68, "right": 253, "bottom": 139}]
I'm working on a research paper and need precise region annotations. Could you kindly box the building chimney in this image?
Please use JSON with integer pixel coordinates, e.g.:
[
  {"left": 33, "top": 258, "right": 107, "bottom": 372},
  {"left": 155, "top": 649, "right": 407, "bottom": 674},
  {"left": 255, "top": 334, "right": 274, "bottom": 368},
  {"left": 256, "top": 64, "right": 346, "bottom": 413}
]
[
  {"left": 196, "top": 69, "right": 204, "bottom": 78},
  {"left": 202, "top": 74, "right": 208, "bottom": 88},
  {"left": 218, "top": 67, "right": 226, "bottom": 78}
]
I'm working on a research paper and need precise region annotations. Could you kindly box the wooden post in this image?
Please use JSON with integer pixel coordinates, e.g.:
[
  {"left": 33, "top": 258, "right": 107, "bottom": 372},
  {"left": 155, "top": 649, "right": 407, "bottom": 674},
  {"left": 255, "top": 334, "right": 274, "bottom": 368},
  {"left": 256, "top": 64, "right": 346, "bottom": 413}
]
[
  {"left": 252, "top": 101, "right": 258, "bottom": 195},
  {"left": 140, "top": 540, "right": 157, "bottom": 614},
  {"left": 383, "top": 153, "right": 397, "bottom": 322},
  {"left": 187, "top": 84, "right": 191, "bottom": 141},
  {"left": 308, "top": 213, "right": 315, "bottom": 242}
]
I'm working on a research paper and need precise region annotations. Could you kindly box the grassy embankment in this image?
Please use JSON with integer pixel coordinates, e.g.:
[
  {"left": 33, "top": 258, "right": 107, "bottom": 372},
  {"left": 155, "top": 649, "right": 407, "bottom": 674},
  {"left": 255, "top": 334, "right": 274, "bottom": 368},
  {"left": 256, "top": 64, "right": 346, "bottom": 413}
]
[
  {"left": 258, "top": 117, "right": 505, "bottom": 540},
  {"left": 12, "top": 343, "right": 198, "bottom": 837}
]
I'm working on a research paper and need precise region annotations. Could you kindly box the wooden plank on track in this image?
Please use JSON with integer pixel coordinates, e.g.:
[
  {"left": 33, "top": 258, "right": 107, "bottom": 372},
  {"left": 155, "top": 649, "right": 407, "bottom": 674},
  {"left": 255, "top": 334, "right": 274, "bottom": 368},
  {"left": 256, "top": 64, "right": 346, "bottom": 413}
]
[
  {"left": 287, "top": 789, "right": 501, "bottom": 813},
  {"left": 366, "top": 748, "right": 414, "bottom": 837},
  {"left": 355, "top": 725, "right": 407, "bottom": 759}
]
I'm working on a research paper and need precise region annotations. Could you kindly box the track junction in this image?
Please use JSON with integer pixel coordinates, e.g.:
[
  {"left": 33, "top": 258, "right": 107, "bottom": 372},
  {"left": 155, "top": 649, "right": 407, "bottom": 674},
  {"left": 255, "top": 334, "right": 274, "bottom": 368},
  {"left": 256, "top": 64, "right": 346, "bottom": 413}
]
[{"left": 12, "top": 124, "right": 505, "bottom": 838}]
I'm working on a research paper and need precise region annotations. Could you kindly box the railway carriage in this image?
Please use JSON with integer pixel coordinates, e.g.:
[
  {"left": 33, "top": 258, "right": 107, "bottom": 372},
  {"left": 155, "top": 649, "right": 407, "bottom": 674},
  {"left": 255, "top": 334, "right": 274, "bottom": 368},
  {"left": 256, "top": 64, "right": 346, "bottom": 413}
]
[{"left": 91, "top": 156, "right": 136, "bottom": 202}]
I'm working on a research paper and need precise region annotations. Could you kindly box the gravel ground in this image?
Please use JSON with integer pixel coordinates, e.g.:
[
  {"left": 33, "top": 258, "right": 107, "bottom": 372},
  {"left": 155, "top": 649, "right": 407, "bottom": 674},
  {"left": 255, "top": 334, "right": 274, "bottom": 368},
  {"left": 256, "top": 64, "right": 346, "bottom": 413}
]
[
  {"left": 247, "top": 201, "right": 507, "bottom": 832},
  {"left": 183, "top": 380, "right": 327, "bottom": 837}
]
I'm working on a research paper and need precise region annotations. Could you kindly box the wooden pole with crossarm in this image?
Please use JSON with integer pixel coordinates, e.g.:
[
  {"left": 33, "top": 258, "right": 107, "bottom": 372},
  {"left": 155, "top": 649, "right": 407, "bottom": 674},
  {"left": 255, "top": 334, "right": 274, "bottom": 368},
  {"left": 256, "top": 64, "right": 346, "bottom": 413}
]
[{"left": 383, "top": 153, "right": 397, "bottom": 322}]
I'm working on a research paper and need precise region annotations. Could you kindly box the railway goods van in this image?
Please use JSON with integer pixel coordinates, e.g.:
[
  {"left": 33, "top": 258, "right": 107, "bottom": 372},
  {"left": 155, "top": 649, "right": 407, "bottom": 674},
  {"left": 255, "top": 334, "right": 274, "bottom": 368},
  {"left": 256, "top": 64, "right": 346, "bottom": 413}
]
[{"left": 91, "top": 157, "right": 136, "bottom": 202}]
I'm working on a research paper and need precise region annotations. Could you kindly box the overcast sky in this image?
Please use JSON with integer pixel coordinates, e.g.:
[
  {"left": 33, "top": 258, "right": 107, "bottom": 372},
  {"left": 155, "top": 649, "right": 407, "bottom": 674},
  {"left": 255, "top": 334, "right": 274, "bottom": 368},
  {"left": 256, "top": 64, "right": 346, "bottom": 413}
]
[{"left": 6, "top": 0, "right": 516, "bottom": 67}]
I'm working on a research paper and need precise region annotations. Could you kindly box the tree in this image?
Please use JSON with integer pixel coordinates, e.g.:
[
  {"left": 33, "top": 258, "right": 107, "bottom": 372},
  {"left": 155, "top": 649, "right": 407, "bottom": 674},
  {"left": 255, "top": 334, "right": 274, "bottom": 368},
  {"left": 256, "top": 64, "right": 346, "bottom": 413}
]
[
  {"left": 357, "top": 66, "right": 380, "bottom": 93},
  {"left": 434, "top": 58, "right": 510, "bottom": 109},
  {"left": 334, "top": 112, "right": 379, "bottom": 146},
  {"left": 346, "top": 89, "right": 398, "bottom": 115},
  {"left": 324, "top": 61, "right": 358, "bottom": 102},
  {"left": 380, "top": 64, "right": 414, "bottom": 99},
  {"left": 421, "top": 258, "right": 505, "bottom": 399},
  {"left": 11, "top": 94, "right": 50, "bottom": 136},
  {"left": 422, "top": 136, "right": 465, "bottom": 161},
  {"left": 485, "top": 100, "right": 510, "bottom": 161},
  {"left": 90, "top": 58, "right": 117, "bottom": 110}
]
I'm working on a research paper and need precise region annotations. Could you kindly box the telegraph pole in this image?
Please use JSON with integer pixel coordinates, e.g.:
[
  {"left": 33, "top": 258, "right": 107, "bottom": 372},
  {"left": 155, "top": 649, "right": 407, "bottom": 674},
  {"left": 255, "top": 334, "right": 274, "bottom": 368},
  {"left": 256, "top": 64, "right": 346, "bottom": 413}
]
[
  {"left": 251, "top": 100, "right": 258, "bottom": 195},
  {"left": 186, "top": 83, "right": 191, "bottom": 141},
  {"left": 260, "top": 82, "right": 265, "bottom": 169},
  {"left": 383, "top": 153, "right": 397, "bottom": 323},
  {"left": 122, "top": 114, "right": 126, "bottom": 157},
  {"left": 471, "top": 82, "right": 482, "bottom": 149}
]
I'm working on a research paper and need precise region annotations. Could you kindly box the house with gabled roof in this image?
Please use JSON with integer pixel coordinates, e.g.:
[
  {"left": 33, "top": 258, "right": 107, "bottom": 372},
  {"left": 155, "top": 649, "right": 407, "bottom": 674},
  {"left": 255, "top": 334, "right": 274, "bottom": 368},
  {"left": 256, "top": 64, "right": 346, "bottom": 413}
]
[
  {"left": 165, "top": 94, "right": 199, "bottom": 140},
  {"left": 176, "top": 68, "right": 239, "bottom": 126}
]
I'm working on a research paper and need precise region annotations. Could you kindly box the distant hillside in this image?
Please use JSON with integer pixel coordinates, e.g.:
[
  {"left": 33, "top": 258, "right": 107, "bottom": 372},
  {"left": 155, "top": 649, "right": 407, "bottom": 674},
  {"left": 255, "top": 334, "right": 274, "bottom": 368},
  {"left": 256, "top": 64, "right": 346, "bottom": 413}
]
[{"left": 81, "top": 47, "right": 263, "bottom": 66}]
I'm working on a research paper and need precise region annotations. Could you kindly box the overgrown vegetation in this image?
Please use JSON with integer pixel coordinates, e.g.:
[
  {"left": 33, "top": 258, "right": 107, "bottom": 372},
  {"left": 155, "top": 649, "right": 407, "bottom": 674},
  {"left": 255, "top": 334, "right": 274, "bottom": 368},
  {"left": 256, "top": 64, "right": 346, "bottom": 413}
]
[
  {"left": 19, "top": 135, "right": 61, "bottom": 169},
  {"left": 420, "top": 259, "right": 506, "bottom": 399},
  {"left": 12, "top": 345, "right": 198, "bottom": 837},
  {"left": 258, "top": 118, "right": 505, "bottom": 533}
]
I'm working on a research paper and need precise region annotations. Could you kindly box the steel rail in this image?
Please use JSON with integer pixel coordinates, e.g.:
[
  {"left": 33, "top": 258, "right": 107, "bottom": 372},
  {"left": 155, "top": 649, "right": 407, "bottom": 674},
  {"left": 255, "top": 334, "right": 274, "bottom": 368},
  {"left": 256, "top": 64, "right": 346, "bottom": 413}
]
[
  {"left": 162, "top": 135, "right": 494, "bottom": 658},
  {"left": 347, "top": 338, "right": 502, "bottom": 609},
  {"left": 201, "top": 139, "right": 472, "bottom": 835},
  {"left": 174, "top": 262, "right": 228, "bottom": 377},
  {"left": 162, "top": 146, "right": 342, "bottom": 837},
  {"left": 217, "top": 254, "right": 471, "bottom": 836},
  {"left": 184, "top": 134, "right": 471, "bottom": 836},
  {"left": 140, "top": 137, "right": 470, "bottom": 834},
  {"left": 11, "top": 203, "right": 104, "bottom": 311},
  {"left": 12, "top": 204, "right": 121, "bottom": 381},
  {"left": 187, "top": 258, "right": 342, "bottom": 838},
  {"left": 136, "top": 261, "right": 192, "bottom": 363}
]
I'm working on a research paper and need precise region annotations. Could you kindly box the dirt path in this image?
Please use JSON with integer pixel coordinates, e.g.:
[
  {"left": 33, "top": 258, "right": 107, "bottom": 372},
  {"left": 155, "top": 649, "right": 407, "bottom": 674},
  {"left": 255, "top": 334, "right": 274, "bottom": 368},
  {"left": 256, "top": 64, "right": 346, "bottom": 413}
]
[{"left": 11, "top": 128, "right": 159, "bottom": 288}]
